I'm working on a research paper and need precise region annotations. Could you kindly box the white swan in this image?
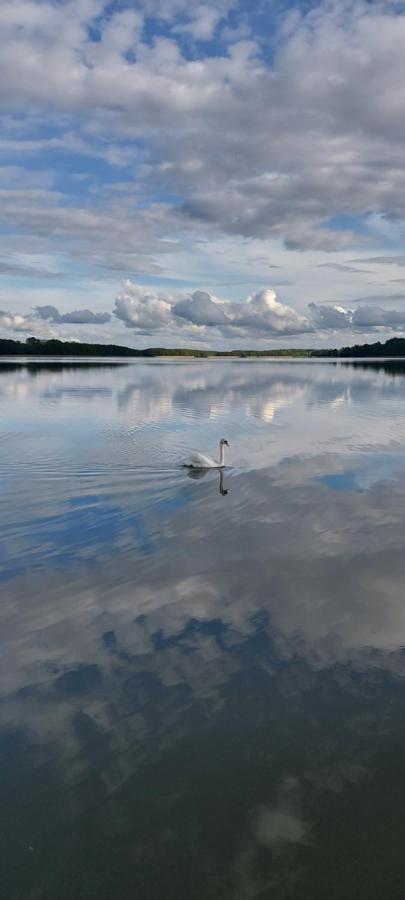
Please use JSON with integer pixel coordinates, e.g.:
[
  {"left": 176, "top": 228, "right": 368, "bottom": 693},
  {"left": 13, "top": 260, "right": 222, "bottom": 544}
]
[{"left": 183, "top": 438, "right": 229, "bottom": 469}]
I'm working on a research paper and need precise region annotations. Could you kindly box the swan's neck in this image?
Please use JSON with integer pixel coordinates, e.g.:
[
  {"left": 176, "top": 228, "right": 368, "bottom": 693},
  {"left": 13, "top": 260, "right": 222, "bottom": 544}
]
[{"left": 219, "top": 443, "right": 225, "bottom": 466}]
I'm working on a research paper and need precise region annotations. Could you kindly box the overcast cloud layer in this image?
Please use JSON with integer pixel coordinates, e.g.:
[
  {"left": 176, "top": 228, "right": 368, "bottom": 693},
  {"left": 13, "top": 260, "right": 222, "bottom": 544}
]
[{"left": 2, "top": 0, "right": 405, "bottom": 348}]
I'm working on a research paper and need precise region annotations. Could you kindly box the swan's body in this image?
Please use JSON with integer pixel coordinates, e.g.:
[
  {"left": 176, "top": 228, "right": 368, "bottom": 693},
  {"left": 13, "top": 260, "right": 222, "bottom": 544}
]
[
  {"left": 184, "top": 438, "right": 229, "bottom": 469},
  {"left": 186, "top": 452, "right": 219, "bottom": 469}
]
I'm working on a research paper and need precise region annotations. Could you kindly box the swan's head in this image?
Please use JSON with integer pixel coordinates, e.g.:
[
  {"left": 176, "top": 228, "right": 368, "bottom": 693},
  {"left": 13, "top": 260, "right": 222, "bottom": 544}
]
[{"left": 220, "top": 438, "right": 229, "bottom": 447}]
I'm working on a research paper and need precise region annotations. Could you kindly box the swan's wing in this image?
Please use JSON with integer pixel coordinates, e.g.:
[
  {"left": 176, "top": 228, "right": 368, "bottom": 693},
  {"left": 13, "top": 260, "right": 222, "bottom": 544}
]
[{"left": 185, "top": 452, "right": 217, "bottom": 468}]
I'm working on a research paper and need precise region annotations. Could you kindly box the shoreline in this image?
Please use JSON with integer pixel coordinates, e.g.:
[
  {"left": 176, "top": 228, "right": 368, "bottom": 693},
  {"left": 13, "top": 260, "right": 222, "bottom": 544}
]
[{"left": 2, "top": 354, "right": 405, "bottom": 363}]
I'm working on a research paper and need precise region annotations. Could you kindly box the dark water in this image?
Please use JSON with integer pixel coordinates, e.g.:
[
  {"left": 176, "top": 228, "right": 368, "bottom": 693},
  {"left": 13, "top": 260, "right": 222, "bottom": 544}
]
[{"left": 2, "top": 357, "right": 405, "bottom": 899}]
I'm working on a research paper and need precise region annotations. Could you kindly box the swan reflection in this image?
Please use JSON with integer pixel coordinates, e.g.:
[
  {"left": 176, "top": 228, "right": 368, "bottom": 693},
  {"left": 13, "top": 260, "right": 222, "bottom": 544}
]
[{"left": 187, "top": 466, "right": 229, "bottom": 495}]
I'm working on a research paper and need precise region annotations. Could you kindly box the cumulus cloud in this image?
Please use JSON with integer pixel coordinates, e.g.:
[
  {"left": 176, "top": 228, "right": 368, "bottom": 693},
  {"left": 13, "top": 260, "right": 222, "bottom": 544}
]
[
  {"left": 309, "top": 301, "right": 405, "bottom": 332},
  {"left": 111, "top": 281, "right": 405, "bottom": 341},
  {"left": 351, "top": 305, "right": 405, "bottom": 328},
  {"left": 34, "top": 305, "right": 111, "bottom": 325},
  {"left": 0, "top": 310, "right": 33, "bottom": 333},
  {"left": 110, "top": 279, "right": 405, "bottom": 341},
  {"left": 34, "top": 305, "right": 111, "bottom": 324},
  {"left": 173, "top": 291, "right": 230, "bottom": 326},
  {"left": 172, "top": 4, "right": 224, "bottom": 40},
  {"left": 114, "top": 281, "right": 173, "bottom": 331},
  {"left": 112, "top": 281, "right": 313, "bottom": 337},
  {"left": 308, "top": 303, "right": 352, "bottom": 330},
  {"left": 0, "top": 303, "right": 110, "bottom": 338},
  {"left": 234, "top": 289, "right": 312, "bottom": 335},
  {"left": 4, "top": 281, "right": 405, "bottom": 344}
]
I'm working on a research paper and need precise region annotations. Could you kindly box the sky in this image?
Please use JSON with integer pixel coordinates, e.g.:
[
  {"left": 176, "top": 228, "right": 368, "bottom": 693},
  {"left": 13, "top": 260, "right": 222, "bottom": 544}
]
[{"left": 2, "top": 0, "right": 405, "bottom": 349}]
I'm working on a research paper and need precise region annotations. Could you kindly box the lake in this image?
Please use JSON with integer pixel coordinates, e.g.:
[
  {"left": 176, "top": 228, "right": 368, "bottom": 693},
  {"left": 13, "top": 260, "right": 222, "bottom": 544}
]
[{"left": 2, "top": 357, "right": 405, "bottom": 899}]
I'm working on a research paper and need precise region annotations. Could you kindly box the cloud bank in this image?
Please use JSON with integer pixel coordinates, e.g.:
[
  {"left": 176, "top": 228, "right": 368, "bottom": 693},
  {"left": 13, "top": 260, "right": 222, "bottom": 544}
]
[
  {"left": 113, "top": 282, "right": 313, "bottom": 338},
  {"left": 110, "top": 281, "right": 405, "bottom": 342},
  {"left": 2, "top": 282, "right": 405, "bottom": 346}
]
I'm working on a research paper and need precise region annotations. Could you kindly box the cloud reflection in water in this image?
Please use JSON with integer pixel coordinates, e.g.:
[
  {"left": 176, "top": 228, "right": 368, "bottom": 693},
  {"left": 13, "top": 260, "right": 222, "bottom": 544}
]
[{"left": 2, "top": 359, "right": 405, "bottom": 898}]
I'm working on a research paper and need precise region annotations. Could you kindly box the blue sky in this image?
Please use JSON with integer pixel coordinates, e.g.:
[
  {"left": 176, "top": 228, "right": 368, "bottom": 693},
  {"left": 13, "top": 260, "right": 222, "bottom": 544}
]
[{"left": 2, "top": 0, "right": 405, "bottom": 348}]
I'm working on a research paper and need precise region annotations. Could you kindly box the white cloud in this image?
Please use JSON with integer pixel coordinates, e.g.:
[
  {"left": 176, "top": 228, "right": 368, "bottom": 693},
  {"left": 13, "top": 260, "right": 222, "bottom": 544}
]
[
  {"left": 172, "top": 5, "right": 224, "bottom": 40},
  {"left": 309, "top": 303, "right": 352, "bottom": 330},
  {"left": 310, "top": 300, "right": 405, "bottom": 332},
  {"left": 234, "top": 289, "right": 312, "bottom": 335},
  {"left": 4, "top": 278, "right": 405, "bottom": 345},
  {"left": 0, "top": 308, "right": 57, "bottom": 337},
  {"left": 112, "top": 281, "right": 313, "bottom": 337},
  {"left": 351, "top": 305, "right": 405, "bottom": 328},
  {"left": 113, "top": 280, "right": 173, "bottom": 331},
  {"left": 0, "top": 310, "right": 32, "bottom": 332},
  {"left": 34, "top": 304, "right": 111, "bottom": 325},
  {"left": 0, "top": 301, "right": 111, "bottom": 337},
  {"left": 173, "top": 290, "right": 229, "bottom": 326}
]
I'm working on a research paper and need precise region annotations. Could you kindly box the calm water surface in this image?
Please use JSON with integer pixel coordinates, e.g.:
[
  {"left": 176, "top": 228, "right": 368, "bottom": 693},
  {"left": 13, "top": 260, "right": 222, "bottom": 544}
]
[{"left": 2, "top": 358, "right": 405, "bottom": 899}]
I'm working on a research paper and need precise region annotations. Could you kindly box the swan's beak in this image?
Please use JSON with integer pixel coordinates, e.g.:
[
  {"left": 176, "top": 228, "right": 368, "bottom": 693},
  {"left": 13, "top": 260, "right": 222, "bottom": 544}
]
[{"left": 225, "top": 440, "right": 229, "bottom": 447}]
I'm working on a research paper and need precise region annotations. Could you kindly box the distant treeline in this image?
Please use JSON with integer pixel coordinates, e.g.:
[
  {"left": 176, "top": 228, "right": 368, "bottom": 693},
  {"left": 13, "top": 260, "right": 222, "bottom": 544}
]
[
  {"left": 3, "top": 335, "right": 405, "bottom": 359},
  {"left": 312, "top": 337, "right": 405, "bottom": 358},
  {"left": 0, "top": 337, "right": 312, "bottom": 358}
]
